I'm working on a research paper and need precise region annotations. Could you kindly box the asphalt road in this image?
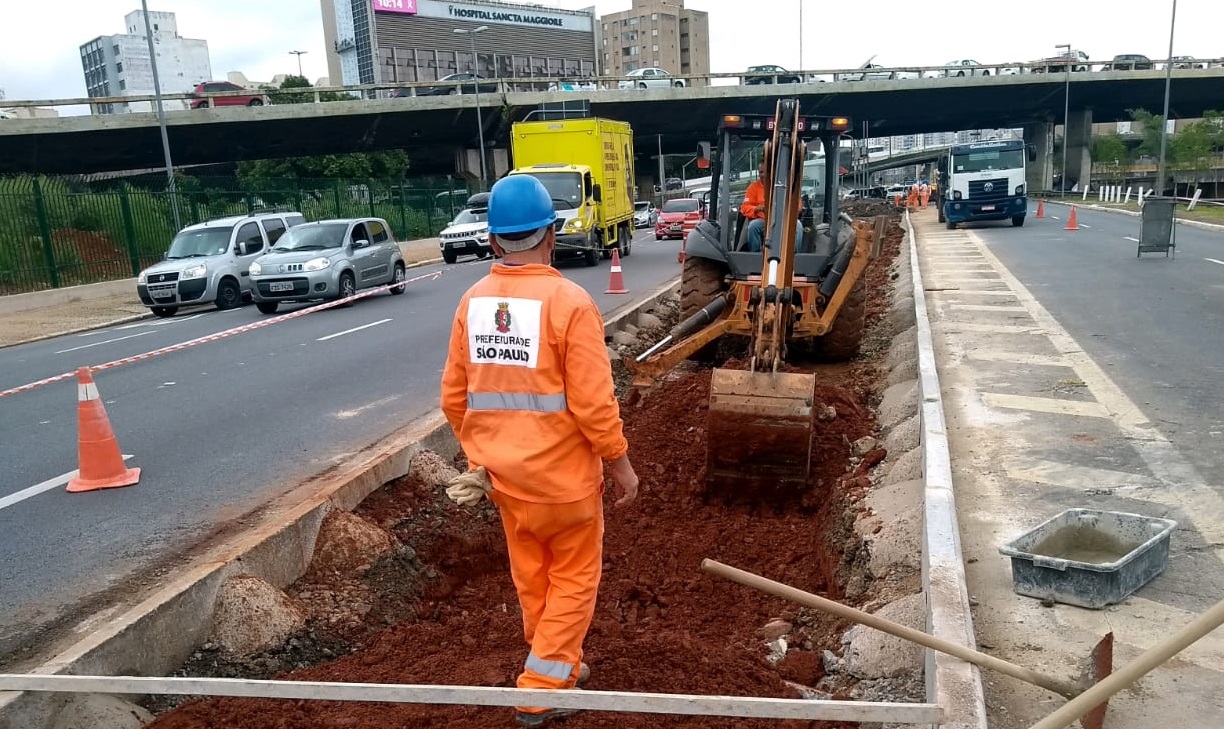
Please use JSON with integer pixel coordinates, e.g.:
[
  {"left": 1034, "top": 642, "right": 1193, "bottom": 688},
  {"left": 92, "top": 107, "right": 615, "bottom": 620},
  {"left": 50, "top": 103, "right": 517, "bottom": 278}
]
[
  {"left": 0, "top": 229, "right": 680, "bottom": 659},
  {"left": 969, "top": 206, "right": 1224, "bottom": 480}
]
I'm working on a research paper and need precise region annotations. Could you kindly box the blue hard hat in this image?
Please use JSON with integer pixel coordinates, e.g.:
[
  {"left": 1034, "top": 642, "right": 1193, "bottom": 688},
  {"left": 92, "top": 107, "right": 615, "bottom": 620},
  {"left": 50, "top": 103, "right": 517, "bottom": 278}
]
[{"left": 487, "top": 175, "right": 557, "bottom": 235}]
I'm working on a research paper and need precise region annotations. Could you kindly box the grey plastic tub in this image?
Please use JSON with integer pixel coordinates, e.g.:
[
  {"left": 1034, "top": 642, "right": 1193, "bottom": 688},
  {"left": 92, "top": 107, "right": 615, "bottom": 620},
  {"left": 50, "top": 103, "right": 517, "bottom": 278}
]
[{"left": 998, "top": 508, "right": 1177, "bottom": 609}]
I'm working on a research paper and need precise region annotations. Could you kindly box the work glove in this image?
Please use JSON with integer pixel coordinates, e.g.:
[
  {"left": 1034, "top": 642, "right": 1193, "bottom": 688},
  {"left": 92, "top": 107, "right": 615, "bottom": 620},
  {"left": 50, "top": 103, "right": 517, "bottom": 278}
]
[{"left": 445, "top": 466, "right": 493, "bottom": 507}]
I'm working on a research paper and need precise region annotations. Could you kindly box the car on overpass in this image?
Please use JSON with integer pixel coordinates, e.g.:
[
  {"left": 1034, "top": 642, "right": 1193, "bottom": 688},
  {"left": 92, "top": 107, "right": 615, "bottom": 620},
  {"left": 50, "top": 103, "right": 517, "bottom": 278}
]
[
  {"left": 189, "top": 81, "right": 267, "bottom": 109},
  {"left": 1103, "top": 54, "right": 1154, "bottom": 71},
  {"left": 393, "top": 73, "right": 499, "bottom": 97},
  {"left": 1169, "top": 55, "right": 1208, "bottom": 69},
  {"left": 618, "top": 67, "right": 686, "bottom": 89},
  {"left": 841, "top": 57, "right": 920, "bottom": 82},
  {"left": 248, "top": 217, "right": 407, "bottom": 313},
  {"left": 742, "top": 65, "right": 802, "bottom": 84},
  {"left": 937, "top": 59, "right": 1022, "bottom": 77},
  {"left": 1028, "top": 49, "right": 1091, "bottom": 74}
]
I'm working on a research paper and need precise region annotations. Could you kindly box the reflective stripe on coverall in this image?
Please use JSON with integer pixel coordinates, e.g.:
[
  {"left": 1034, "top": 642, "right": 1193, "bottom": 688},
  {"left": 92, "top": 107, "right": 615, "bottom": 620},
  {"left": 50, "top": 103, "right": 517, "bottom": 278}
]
[{"left": 440, "top": 262, "right": 628, "bottom": 711}]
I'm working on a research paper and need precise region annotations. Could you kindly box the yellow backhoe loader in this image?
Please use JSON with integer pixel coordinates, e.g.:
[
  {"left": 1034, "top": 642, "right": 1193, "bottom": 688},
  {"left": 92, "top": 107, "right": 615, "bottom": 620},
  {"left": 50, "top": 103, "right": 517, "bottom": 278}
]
[{"left": 626, "top": 99, "right": 875, "bottom": 491}]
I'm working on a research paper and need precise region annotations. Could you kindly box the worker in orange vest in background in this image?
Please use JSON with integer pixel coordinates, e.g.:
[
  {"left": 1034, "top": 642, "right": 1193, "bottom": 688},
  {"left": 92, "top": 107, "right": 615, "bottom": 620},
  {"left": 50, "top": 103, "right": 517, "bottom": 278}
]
[
  {"left": 907, "top": 182, "right": 919, "bottom": 210},
  {"left": 919, "top": 180, "right": 931, "bottom": 209},
  {"left": 440, "top": 174, "right": 640, "bottom": 728}
]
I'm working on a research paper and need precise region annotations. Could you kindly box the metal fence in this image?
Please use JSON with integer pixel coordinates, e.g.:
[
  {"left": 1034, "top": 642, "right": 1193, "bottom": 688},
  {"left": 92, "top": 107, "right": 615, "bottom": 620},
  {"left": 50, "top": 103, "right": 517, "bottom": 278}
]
[{"left": 0, "top": 176, "right": 474, "bottom": 295}]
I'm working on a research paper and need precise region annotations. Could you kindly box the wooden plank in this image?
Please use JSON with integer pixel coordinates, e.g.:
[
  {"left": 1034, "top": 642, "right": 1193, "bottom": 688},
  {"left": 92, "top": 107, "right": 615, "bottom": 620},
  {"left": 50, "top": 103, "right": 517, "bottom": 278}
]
[
  {"left": 0, "top": 674, "right": 943, "bottom": 723},
  {"left": 872, "top": 215, "right": 887, "bottom": 258}
]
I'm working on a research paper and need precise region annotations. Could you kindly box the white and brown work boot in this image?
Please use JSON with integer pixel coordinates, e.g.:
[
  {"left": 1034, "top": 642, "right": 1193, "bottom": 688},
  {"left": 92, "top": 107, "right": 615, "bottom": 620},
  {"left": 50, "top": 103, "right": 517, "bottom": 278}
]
[{"left": 515, "top": 666, "right": 589, "bottom": 728}]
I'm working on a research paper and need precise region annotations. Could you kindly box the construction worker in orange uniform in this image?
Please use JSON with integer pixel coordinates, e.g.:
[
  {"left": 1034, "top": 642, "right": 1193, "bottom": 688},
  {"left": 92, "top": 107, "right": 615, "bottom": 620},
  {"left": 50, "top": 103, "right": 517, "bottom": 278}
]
[
  {"left": 440, "top": 174, "right": 640, "bottom": 728},
  {"left": 741, "top": 162, "right": 768, "bottom": 251}
]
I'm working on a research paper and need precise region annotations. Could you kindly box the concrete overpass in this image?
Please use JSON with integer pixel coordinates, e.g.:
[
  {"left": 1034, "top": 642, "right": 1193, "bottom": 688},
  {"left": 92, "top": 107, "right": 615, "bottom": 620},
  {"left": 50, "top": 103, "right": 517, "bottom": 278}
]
[
  {"left": 2, "top": 68, "right": 1223, "bottom": 188},
  {"left": 865, "top": 145, "right": 953, "bottom": 176}
]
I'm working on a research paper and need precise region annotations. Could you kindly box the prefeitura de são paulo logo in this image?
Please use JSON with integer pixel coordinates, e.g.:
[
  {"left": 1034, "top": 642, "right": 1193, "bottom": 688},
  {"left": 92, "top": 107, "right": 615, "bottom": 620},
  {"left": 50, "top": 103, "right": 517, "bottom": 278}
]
[{"left": 494, "top": 302, "right": 512, "bottom": 333}]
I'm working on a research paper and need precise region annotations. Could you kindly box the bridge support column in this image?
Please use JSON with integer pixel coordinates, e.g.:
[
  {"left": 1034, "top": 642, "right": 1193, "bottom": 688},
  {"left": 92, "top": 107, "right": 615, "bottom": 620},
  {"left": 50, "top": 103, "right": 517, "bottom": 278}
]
[
  {"left": 1024, "top": 122, "right": 1053, "bottom": 194},
  {"left": 454, "top": 147, "right": 510, "bottom": 188},
  {"left": 1063, "top": 109, "right": 1093, "bottom": 192}
]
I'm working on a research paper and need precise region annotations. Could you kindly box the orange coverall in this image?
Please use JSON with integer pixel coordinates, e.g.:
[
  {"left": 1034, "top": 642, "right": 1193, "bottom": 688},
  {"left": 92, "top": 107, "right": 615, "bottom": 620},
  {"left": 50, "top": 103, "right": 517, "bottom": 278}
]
[
  {"left": 440, "top": 263, "right": 628, "bottom": 712},
  {"left": 740, "top": 178, "right": 766, "bottom": 220}
]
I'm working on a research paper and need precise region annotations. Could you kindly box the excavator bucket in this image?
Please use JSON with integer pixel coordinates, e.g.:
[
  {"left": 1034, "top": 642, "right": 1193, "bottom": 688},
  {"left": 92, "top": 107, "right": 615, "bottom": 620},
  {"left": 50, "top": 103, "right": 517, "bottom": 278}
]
[{"left": 706, "top": 367, "right": 815, "bottom": 491}]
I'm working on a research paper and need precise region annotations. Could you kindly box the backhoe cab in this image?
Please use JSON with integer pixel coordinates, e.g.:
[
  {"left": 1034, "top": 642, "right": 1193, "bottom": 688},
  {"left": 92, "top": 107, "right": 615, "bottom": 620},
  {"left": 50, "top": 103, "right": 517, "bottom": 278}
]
[{"left": 626, "top": 99, "right": 876, "bottom": 492}]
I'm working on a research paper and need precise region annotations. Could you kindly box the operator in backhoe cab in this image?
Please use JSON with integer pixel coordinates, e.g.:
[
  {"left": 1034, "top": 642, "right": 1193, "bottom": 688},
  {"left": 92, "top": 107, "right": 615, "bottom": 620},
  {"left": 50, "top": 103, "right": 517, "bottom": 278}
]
[{"left": 741, "top": 162, "right": 805, "bottom": 252}]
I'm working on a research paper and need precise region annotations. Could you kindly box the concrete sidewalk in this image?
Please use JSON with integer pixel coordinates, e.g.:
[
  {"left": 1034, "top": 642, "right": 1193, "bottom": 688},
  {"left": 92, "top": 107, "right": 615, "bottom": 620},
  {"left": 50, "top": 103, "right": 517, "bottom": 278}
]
[{"left": 0, "top": 239, "right": 442, "bottom": 349}]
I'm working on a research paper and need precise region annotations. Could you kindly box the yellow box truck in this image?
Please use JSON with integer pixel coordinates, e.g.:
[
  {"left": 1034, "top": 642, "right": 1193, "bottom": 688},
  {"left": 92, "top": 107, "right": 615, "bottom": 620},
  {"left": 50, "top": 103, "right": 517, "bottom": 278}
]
[{"left": 508, "top": 117, "right": 636, "bottom": 267}]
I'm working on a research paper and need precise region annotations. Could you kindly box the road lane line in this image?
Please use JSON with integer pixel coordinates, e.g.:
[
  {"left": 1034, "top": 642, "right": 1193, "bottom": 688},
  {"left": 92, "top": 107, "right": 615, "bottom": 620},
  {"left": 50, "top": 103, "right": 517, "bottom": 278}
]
[
  {"left": 982, "top": 392, "right": 1111, "bottom": 418},
  {"left": 0, "top": 456, "right": 134, "bottom": 511},
  {"left": 937, "top": 322, "right": 1044, "bottom": 335},
  {"left": 316, "top": 318, "right": 393, "bottom": 342},
  {"left": 1205, "top": 258, "right": 1224, "bottom": 266},
  {"left": 949, "top": 304, "right": 1028, "bottom": 313},
  {"left": 54, "top": 331, "right": 153, "bottom": 355},
  {"left": 964, "top": 228, "right": 1224, "bottom": 550},
  {"left": 966, "top": 351, "right": 1068, "bottom": 367},
  {"left": 1003, "top": 458, "right": 1154, "bottom": 493},
  {"left": 1125, "top": 236, "right": 1140, "bottom": 242}
]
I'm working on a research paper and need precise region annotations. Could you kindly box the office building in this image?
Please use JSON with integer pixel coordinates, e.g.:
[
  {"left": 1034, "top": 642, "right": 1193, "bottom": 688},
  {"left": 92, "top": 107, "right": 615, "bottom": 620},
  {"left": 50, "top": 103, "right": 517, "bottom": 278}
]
[
  {"left": 79, "top": 10, "right": 211, "bottom": 114},
  {"left": 320, "top": 0, "right": 598, "bottom": 88},
  {"left": 598, "top": 0, "right": 709, "bottom": 85}
]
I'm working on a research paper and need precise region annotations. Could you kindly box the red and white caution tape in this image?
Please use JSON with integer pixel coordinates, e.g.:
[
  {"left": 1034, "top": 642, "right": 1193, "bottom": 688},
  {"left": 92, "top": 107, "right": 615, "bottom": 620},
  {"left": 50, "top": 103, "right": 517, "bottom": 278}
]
[{"left": 0, "top": 270, "right": 443, "bottom": 400}]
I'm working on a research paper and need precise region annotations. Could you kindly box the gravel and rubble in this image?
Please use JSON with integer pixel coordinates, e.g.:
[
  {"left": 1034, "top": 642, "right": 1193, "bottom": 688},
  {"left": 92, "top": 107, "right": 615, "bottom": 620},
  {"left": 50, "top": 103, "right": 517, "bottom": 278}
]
[{"left": 138, "top": 213, "right": 929, "bottom": 729}]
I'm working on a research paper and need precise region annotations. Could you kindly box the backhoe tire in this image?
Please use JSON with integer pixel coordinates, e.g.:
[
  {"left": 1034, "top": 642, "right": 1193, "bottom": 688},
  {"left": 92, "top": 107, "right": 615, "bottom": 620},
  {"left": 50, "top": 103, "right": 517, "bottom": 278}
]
[
  {"left": 816, "top": 276, "right": 867, "bottom": 362},
  {"left": 679, "top": 255, "right": 726, "bottom": 362}
]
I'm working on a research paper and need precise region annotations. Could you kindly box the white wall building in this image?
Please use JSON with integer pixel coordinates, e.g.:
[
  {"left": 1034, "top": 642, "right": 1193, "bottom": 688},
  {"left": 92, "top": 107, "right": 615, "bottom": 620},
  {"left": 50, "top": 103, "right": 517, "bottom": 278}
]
[{"left": 79, "top": 10, "right": 212, "bottom": 114}]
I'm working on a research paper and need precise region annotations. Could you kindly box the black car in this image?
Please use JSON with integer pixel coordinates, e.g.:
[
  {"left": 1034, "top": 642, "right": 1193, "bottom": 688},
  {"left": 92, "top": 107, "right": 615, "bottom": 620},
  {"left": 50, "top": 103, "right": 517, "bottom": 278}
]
[
  {"left": 743, "top": 65, "right": 802, "bottom": 85},
  {"left": 1104, "top": 54, "right": 1153, "bottom": 71},
  {"left": 392, "top": 73, "right": 500, "bottom": 97}
]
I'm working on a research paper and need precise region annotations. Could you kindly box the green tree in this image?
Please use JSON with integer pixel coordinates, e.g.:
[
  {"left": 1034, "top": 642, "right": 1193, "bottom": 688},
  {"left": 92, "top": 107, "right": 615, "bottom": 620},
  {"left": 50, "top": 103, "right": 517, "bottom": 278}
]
[
  {"left": 236, "top": 75, "right": 409, "bottom": 189},
  {"left": 1127, "top": 108, "right": 1167, "bottom": 158},
  {"left": 1091, "top": 133, "right": 1128, "bottom": 167},
  {"left": 1171, "top": 121, "right": 1213, "bottom": 185}
]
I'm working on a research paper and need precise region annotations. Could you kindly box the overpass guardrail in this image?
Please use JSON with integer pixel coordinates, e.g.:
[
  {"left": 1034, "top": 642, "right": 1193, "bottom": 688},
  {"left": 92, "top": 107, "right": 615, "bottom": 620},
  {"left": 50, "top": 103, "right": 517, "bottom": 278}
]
[{"left": 4, "top": 58, "right": 1224, "bottom": 113}]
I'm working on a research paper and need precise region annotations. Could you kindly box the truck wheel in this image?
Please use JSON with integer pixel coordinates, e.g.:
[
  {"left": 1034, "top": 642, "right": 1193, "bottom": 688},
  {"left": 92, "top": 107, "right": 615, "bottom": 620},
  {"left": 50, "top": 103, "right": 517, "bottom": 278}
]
[
  {"left": 1012, "top": 215, "right": 1025, "bottom": 227},
  {"left": 619, "top": 225, "right": 632, "bottom": 257},
  {"left": 680, "top": 255, "right": 727, "bottom": 362},
  {"left": 584, "top": 247, "right": 600, "bottom": 267},
  {"left": 215, "top": 278, "right": 242, "bottom": 310},
  {"left": 946, "top": 220, "right": 957, "bottom": 230},
  {"left": 937, "top": 205, "right": 946, "bottom": 223},
  {"left": 817, "top": 276, "right": 867, "bottom": 362}
]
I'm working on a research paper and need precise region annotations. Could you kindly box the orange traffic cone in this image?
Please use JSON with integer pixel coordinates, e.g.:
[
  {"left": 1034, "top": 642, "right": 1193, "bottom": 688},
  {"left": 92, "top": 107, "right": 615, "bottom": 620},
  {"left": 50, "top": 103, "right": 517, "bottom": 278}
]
[
  {"left": 1065, "top": 205, "right": 1079, "bottom": 231},
  {"left": 605, "top": 248, "right": 629, "bottom": 294},
  {"left": 1036, "top": 199, "right": 1046, "bottom": 218},
  {"left": 67, "top": 367, "right": 140, "bottom": 493}
]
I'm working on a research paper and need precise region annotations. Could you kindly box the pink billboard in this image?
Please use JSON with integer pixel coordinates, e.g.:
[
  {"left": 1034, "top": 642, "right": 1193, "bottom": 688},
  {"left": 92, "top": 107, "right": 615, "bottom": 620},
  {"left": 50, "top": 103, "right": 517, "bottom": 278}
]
[{"left": 372, "top": 0, "right": 417, "bottom": 14}]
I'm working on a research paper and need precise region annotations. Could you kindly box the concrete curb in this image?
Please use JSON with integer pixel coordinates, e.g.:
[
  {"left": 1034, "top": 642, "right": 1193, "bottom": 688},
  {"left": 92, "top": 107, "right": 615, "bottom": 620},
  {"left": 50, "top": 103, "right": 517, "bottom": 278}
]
[
  {"left": 903, "top": 211, "right": 989, "bottom": 728},
  {"left": 0, "top": 284, "right": 674, "bottom": 729},
  {"left": 0, "top": 256, "right": 448, "bottom": 351},
  {"left": 1043, "top": 199, "right": 1224, "bottom": 233}
]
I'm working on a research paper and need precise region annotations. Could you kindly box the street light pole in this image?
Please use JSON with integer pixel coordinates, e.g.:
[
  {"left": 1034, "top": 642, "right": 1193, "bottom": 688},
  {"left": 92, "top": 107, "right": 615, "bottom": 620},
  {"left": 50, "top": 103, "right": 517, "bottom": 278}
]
[
  {"left": 140, "top": 0, "right": 180, "bottom": 230},
  {"left": 1156, "top": 0, "right": 1178, "bottom": 197},
  {"left": 798, "top": 0, "right": 803, "bottom": 71},
  {"left": 1056, "top": 43, "right": 1071, "bottom": 196},
  {"left": 289, "top": 50, "right": 307, "bottom": 78},
  {"left": 454, "top": 26, "right": 489, "bottom": 189}
]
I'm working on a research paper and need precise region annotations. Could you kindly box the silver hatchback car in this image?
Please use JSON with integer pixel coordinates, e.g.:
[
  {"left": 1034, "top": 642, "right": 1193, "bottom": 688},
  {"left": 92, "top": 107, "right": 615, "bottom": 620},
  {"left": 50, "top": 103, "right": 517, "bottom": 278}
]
[{"left": 248, "top": 217, "right": 407, "bottom": 314}]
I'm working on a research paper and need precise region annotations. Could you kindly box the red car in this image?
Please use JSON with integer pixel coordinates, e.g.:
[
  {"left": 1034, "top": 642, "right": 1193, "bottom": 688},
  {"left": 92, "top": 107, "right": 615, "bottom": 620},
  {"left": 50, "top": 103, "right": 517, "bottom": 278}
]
[
  {"left": 190, "top": 81, "right": 266, "bottom": 109},
  {"left": 654, "top": 198, "right": 703, "bottom": 240}
]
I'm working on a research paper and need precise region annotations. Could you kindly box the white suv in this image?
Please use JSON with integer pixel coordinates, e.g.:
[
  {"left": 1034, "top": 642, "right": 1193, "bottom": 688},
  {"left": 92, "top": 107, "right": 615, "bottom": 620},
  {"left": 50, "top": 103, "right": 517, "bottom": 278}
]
[{"left": 136, "top": 210, "right": 305, "bottom": 317}]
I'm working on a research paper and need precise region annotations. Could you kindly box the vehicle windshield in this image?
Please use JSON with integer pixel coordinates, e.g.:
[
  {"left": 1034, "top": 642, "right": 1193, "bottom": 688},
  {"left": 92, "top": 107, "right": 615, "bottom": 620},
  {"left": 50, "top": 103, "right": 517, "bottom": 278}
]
[
  {"left": 451, "top": 209, "right": 488, "bottom": 225},
  {"left": 165, "top": 228, "right": 232, "bottom": 259},
  {"left": 524, "top": 172, "right": 583, "bottom": 210},
  {"left": 635, "top": 202, "right": 651, "bottom": 211},
  {"left": 713, "top": 136, "right": 828, "bottom": 222},
  {"left": 270, "top": 222, "right": 349, "bottom": 251},
  {"left": 663, "top": 199, "right": 699, "bottom": 213},
  {"left": 952, "top": 150, "right": 1025, "bottom": 173}
]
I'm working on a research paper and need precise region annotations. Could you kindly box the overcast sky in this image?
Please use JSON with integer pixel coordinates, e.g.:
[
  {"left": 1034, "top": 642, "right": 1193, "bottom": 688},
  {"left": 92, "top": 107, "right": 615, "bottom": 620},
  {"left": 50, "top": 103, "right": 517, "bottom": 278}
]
[{"left": 2, "top": 0, "right": 1220, "bottom": 104}]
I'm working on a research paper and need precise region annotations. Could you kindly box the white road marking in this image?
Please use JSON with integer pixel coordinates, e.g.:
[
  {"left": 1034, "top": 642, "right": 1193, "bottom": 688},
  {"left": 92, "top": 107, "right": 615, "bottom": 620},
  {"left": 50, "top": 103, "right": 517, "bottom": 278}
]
[
  {"left": 928, "top": 277, "right": 1004, "bottom": 283},
  {"left": 1205, "top": 258, "right": 1224, "bottom": 266},
  {"left": 316, "top": 318, "right": 393, "bottom": 342},
  {"left": 949, "top": 304, "right": 1029, "bottom": 313},
  {"left": 335, "top": 394, "right": 401, "bottom": 419},
  {"left": 981, "top": 392, "right": 1112, "bottom": 418},
  {"left": 1125, "top": 236, "right": 1140, "bottom": 242},
  {"left": 1079, "top": 224, "right": 1091, "bottom": 228},
  {"left": 927, "top": 289, "right": 1017, "bottom": 296},
  {"left": 966, "top": 351, "right": 1068, "bottom": 367},
  {"left": 938, "top": 322, "right": 1044, "bottom": 335},
  {"left": 54, "top": 331, "right": 153, "bottom": 354},
  {"left": 0, "top": 456, "right": 134, "bottom": 511},
  {"left": 1003, "top": 458, "right": 1154, "bottom": 493},
  {"left": 964, "top": 227, "right": 1224, "bottom": 548}
]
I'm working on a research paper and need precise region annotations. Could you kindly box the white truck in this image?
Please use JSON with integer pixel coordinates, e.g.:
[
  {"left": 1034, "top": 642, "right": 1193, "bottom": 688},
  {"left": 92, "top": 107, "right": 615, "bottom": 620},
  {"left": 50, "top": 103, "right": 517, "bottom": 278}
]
[{"left": 937, "top": 140, "right": 1036, "bottom": 229}]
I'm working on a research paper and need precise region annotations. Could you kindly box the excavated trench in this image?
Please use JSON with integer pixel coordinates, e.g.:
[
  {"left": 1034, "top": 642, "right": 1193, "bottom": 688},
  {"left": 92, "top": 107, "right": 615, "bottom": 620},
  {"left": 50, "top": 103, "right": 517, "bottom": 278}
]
[{"left": 142, "top": 209, "right": 908, "bottom": 729}]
